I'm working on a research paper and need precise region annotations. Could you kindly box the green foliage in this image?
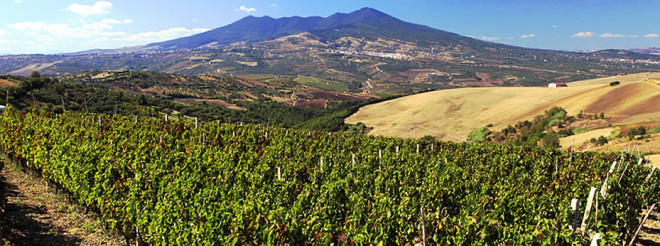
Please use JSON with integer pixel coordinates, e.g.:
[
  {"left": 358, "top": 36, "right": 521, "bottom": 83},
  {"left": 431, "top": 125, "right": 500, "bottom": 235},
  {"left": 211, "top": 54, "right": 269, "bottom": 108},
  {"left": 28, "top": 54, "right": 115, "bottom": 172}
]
[
  {"left": 609, "top": 81, "right": 620, "bottom": 86},
  {"left": 420, "top": 135, "right": 435, "bottom": 141},
  {"left": 503, "top": 107, "right": 572, "bottom": 147},
  {"left": 542, "top": 133, "right": 560, "bottom": 148},
  {"left": 590, "top": 136, "right": 608, "bottom": 146},
  {"left": 650, "top": 125, "right": 660, "bottom": 134},
  {"left": 30, "top": 71, "right": 41, "bottom": 79},
  {"left": 345, "top": 122, "right": 366, "bottom": 133},
  {"left": 573, "top": 128, "right": 589, "bottom": 135},
  {"left": 608, "top": 130, "right": 621, "bottom": 140},
  {"left": 0, "top": 107, "right": 657, "bottom": 244},
  {"left": 626, "top": 126, "right": 647, "bottom": 140},
  {"left": 467, "top": 127, "right": 491, "bottom": 143}
]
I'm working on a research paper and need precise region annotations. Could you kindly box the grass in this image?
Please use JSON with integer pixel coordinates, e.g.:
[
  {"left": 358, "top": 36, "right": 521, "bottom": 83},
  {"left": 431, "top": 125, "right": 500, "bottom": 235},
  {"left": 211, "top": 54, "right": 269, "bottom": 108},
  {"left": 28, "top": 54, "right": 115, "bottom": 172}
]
[{"left": 346, "top": 73, "right": 660, "bottom": 142}]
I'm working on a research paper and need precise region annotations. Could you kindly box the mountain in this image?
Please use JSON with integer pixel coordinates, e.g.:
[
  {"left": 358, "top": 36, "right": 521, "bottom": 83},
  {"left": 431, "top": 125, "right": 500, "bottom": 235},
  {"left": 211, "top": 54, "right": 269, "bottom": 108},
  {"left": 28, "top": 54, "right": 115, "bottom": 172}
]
[
  {"left": 629, "top": 47, "right": 660, "bottom": 55},
  {"left": 1, "top": 7, "right": 660, "bottom": 96},
  {"left": 148, "top": 8, "right": 468, "bottom": 50}
]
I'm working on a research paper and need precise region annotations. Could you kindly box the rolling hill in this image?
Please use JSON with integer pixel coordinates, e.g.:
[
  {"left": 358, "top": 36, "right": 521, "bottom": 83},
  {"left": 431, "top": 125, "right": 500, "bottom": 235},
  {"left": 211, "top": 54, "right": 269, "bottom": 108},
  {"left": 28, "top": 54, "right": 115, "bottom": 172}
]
[
  {"left": 345, "top": 73, "right": 660, "bottom": 142},
  {"left": 1, "top": 8, "right": 660, "bottom": 96}
]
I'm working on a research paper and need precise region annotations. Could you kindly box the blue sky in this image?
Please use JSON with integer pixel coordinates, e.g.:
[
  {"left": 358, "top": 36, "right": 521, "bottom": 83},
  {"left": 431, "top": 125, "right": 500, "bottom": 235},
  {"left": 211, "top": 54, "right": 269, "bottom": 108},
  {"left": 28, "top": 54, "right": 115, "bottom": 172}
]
[{"left": 1, "top": 0, "right": 659, "bottom": 54}]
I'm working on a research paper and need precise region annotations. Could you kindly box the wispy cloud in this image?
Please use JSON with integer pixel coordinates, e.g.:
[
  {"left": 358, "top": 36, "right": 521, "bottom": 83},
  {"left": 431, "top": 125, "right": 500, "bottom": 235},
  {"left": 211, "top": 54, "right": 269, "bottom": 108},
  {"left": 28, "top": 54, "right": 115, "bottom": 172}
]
[
  {"left": 269, "top": 3, "right": 278, "bottom": 7},
  {"left": 14, "top": 0, "right": 22, "bottom": 3},
  {"left": 519, "top": 34, "right": 535, "bottom": 39},
  {"left": 643, "top": 33, "right": 659, "bottom": 38},
  {"left": 599, "top": 33, "right": 638, "bottom": 38},
  {"left": 236, "top": 6, "right": 257, "bottom": 13},
  {"left": 9, "top": 18, "right": 129, "bottom": 39},
  {"left": 572, "top": 32, "right": 595, "bottom": 38},
  {"left": 6, "top": 18, "right": 209, "bottom": 53},
  {"left": 480, "top": 36, "right": 500, "bottom": 41},
  {"left": 107, "top": 27, "right": 210, "bottom": 44},
  {"left": 67, "top": 1, "right": 112, "bottom": 16}
]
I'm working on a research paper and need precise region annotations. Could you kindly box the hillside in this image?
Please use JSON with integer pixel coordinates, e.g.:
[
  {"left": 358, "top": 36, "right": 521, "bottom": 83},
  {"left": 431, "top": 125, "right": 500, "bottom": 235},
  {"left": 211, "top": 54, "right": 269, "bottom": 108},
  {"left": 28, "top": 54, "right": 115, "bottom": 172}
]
[
  {"left": 345, "top": 73, "right": 660, "bottom": 141},
  {"left": 1, "top": 8, "right": 660, "bottom": 96}
]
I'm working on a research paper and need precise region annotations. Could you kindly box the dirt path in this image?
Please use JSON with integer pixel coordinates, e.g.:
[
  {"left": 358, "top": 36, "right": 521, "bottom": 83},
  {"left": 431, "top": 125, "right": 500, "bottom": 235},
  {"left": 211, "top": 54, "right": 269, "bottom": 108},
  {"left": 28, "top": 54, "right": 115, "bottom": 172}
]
[{"left": 0, "top": 161, "right": 124, "bottom": 246}]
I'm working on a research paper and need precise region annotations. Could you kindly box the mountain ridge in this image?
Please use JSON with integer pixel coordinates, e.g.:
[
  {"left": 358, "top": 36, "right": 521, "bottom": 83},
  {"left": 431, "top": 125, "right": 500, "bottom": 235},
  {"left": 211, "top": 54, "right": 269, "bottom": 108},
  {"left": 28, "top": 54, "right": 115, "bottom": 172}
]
[{"left": 148, "top": 7, "right": 469, "bottom": 50}]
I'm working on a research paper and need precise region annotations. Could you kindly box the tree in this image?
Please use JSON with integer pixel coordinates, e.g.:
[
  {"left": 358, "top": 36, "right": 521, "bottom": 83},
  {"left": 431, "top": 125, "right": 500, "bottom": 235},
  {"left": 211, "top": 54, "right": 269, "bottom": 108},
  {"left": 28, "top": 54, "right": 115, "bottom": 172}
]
[
  {"left": 30, "top": 71, "right": 41, "bottom": 78},
  {"left": 600, "top": 112, "right": 605, "bottom": 119},
  {"left": 637, "top": 126, "right": 646, "bottom": 136},
  {"left": 421, "top": 135, "right": 435, "bottom": 141},
  {"left": 542, "top": 134, "right": 560, "bottom": 148}
]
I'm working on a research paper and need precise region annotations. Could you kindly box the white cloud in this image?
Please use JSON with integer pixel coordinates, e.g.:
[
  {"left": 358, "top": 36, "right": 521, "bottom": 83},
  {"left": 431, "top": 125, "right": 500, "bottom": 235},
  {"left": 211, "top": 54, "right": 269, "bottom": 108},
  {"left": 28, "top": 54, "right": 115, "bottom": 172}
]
[
  {"left": 269, "top": 3, "right": 278, "bottom": 7},
  {"left": 572, "top": 32, "right": 595, "bottom": 38},
  {"left": 552, "top": 25, "right": 557, "bottom": 28},
  {"left": 0, "top": 29, "right": 7, "bottom": 37},
  {"left": 643, "top": 33, "right": 659, "bottom": 38},
  {"left": 599, "top": 33, "right": 638, "bottom": 38},
  {"left": 506, "top": 37, "right": 515, "bottom": 40},
  {"left": 237, "top": 6, "right": 257, "bottom": 13},
  {"left": 67, "top": 1, "right": 112, "bottom": 16},
  {"left": 519, "top": 34, "right": 535, "bottom": 39},
  {"left": 481, "top": 36, "right": 500, "bottom": 41},
  {"left": 109, "top": 27, "right": 210, "bottom": 44},
  {"left": 123, "top": 19, "right": 133, "bottom": 24},
  {"left": 8, "top": 18, "right": 129, "bottom": 39},
  {"left": 14, "top": 0, "right": 22, "bottom": 3}
]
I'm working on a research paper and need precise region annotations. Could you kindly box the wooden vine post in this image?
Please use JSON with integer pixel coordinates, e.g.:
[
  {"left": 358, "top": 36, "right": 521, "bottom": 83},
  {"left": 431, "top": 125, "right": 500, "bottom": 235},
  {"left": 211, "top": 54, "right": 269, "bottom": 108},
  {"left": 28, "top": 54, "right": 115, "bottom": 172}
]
[
  {"left": 378, "top": 150, "right": 382, "bottom": 170},
  {"left": 420, "top": 206, "right": 427, "bottom": 246},
  {"left": 600, "top": 161, "right": 617, "bottom": 199},
  {"left": 277, "top": 167, "right": 281, "bottom": 181},
  {"left": 580, "top": 187, "right": 597, "bottom": 231},
  {"left": 571, "top": 198, "right": 580, "bottom": 232},
  {"left": 628, "top": 203, "right": 656, "bottom": 246},
  {"left": 645, "top": 166, "right": 657, "bottom": 183}
]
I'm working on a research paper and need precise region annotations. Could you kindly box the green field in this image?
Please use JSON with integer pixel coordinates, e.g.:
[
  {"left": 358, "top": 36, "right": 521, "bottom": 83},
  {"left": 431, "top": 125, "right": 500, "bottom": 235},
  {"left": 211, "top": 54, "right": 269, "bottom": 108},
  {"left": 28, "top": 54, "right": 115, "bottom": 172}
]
[{"left": 294, "top": 76, "right": 348, "bottom": 92}]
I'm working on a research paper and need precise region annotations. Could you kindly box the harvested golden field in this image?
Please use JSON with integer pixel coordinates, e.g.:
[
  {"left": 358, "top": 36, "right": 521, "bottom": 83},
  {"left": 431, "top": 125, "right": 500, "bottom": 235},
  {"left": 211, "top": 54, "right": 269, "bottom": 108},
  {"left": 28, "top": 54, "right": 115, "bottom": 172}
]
[{"left": 346, "top": 73, "right": 660, "bottom": 142}]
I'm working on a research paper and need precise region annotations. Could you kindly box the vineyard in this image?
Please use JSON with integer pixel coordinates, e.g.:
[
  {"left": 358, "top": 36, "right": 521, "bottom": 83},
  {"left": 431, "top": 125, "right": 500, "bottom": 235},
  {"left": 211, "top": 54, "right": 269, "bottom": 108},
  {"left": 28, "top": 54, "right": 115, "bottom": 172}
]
[{"left": 0, "top": 106, "right": 658, "bottom": 245}]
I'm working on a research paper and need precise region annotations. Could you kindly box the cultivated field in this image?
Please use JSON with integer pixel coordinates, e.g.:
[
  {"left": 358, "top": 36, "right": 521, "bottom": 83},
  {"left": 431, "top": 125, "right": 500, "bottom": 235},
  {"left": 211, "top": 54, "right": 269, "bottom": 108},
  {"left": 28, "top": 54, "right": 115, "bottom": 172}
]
[{"left": 346, "top": 73, "right": 660, "bottom": 142}]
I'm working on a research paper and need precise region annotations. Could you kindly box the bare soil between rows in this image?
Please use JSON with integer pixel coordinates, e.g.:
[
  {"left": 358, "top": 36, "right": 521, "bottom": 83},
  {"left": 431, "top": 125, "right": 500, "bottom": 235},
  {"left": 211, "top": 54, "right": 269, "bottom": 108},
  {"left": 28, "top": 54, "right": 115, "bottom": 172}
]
[{"left": 1, "top": 160, "right": 124, "bottom": 246}]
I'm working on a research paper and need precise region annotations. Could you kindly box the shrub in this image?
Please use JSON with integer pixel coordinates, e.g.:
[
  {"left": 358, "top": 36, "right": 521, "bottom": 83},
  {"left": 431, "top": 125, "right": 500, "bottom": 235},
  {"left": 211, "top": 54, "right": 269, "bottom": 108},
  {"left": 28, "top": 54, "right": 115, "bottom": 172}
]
[
  {"left": 467, "top": 127, "right": 492, "bottom": 143},
  {"left": 650, "top": 125, "right": 660, "bottom": 134},
  {"left": 610, "top": 81, "right": 620, "bottom": 86}
]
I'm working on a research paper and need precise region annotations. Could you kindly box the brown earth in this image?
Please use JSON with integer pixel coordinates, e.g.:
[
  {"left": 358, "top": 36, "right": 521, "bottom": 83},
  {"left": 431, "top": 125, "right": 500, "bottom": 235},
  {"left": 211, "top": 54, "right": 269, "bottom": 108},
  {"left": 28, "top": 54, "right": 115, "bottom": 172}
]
[
  {"left": 1, "top": 159, "right": 124, "bottom": 245},
  {"left": 294, "top": 99, "right": 326, "bottom": 108},
  {"left": 0, "top": 79, "right": 17, "bottom": 87}
]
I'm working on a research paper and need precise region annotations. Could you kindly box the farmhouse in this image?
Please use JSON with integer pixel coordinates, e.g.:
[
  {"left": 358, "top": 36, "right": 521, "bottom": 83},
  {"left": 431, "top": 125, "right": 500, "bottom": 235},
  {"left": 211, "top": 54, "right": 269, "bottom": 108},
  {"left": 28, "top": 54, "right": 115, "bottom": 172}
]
[{"left": 548, "top": 82, "right": 568, "bottom": 88}]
